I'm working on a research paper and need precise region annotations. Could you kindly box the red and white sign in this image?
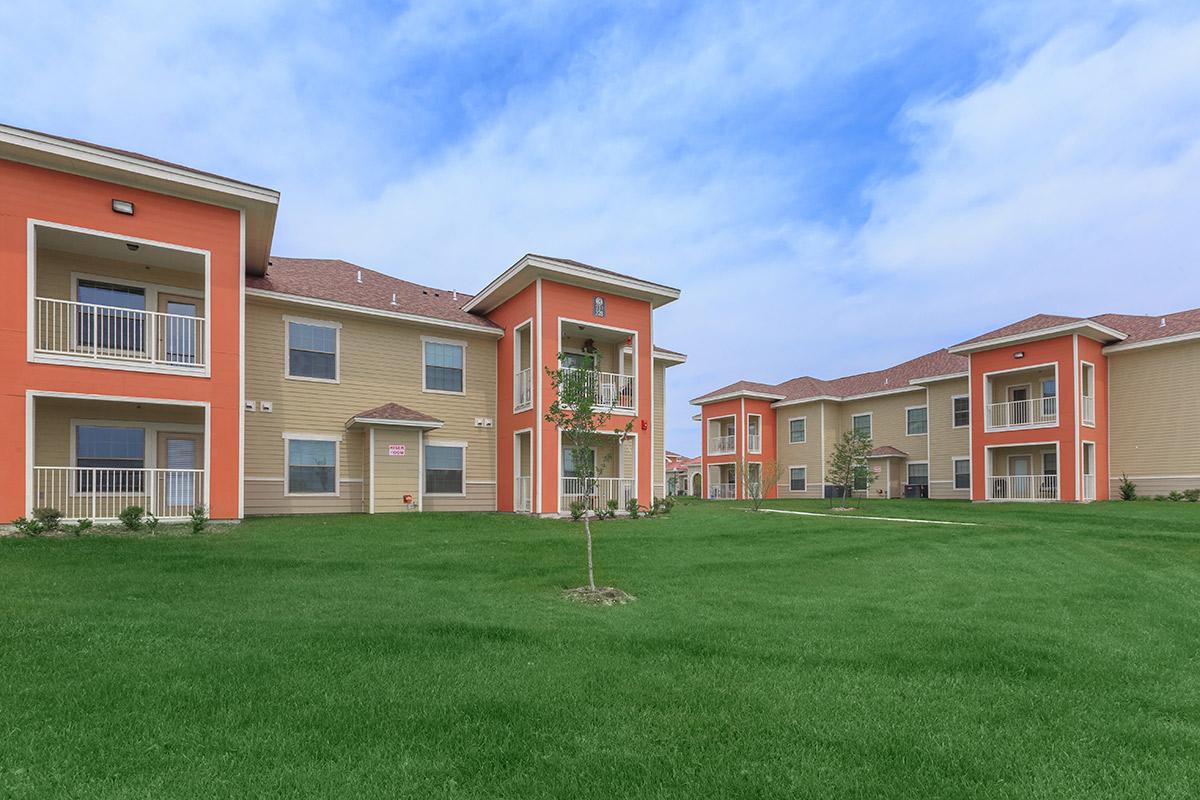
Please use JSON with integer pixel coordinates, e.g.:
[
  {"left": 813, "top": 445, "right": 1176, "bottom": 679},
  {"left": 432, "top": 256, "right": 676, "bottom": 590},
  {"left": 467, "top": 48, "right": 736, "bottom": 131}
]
[
  {"left": 871, "top": 465, "right": 882, "bottom": 474},
  {"left": 388, "top": 444, "right": 406, "bottom": 456}
]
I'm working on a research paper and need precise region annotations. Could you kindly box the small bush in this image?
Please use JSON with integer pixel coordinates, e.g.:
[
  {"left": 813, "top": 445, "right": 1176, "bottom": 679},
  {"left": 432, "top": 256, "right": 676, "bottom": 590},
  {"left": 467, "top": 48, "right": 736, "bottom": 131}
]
[
  {"left": 1119, "top": 474, "right": 1137, "bottom": 501},
  {"left": 1153, "top": 495, "right": 1167, "bottom": 502},
  {"left": 1168, "top": 491, "right": 1184, "bottom": 502},
  {"left": 32, "top": 507, "right": 64, "bottom": 532},
  {"left": 68, "top": 518, "right": 94, "bottom": 536},
  {"left": 625, "top": 497, "right": 640, "bottom": 519},
  {"left": 1184, "top": 489, "right": 1200, "bottom": 503},
  {"left": 661, "top": 496, "right": 676, "bottom": 514},
  {"left": 602, "top": 498, "right": 619, "bottom": 520},
  {"left": 12, "top": 516, "right": 45, "bottom": 536},
  {"left": 190, "top": 506, "right": 208, "bottom": 534},
  {"left": 143, "top": 513, "right": 161, "bottom": 533},
  {"left": 645, "top": 497, "right": 660, "bottom": 517},
  {"left": 118, "top": 505, "right": 145, "bottom": 531}
]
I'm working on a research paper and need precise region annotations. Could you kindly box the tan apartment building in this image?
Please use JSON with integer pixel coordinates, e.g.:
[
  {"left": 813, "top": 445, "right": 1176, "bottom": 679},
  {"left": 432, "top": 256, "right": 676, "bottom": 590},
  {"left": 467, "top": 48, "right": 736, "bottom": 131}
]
[{"left": 692, "top": 310, "right": 1200, "bottom": 502}]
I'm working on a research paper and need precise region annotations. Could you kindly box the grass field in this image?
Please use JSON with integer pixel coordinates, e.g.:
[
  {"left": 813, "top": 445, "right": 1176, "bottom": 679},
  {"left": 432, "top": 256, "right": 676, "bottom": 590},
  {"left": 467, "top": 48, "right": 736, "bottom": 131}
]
[{"left": 3, "top": 498, "right": 1200, "bottom": 798}]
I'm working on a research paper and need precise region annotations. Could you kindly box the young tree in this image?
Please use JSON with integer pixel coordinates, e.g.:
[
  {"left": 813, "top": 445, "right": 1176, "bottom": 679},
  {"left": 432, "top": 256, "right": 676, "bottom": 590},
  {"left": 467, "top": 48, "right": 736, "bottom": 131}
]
[
  {"left": 738, "top": 459, "right": 785, "bottom": 511},
  {"left": 545, "top": 351, "right": 633, "bottom": 592},
  {"left": 826, "top": 429, "right": 874, "bottom": 508}
]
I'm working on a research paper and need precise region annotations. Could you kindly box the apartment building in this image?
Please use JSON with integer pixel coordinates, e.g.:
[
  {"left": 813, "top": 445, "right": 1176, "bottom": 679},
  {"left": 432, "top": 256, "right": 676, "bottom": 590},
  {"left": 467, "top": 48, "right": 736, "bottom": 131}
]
[
  {"left": 693, "top": 311, "right": 1200, "bottom": 502},
  {"left": 1, "top": 124, "right": 684, "bottom": 523}
]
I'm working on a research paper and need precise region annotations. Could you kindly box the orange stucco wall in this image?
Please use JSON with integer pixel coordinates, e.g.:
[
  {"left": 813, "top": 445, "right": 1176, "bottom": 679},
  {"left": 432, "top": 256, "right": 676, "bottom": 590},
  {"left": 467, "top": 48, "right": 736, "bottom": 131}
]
[
  {"left": 699, "top": 396, "right": 777, "bottom": 499},
  {"left": 0, "top": 160, "right": 243, "bottom": 520},
  {"left": 489, "top": 282, "right": 537, "bottom": 512},
  {"left": 1077, "top": 336, "right": 1110, "bottom": 500}
]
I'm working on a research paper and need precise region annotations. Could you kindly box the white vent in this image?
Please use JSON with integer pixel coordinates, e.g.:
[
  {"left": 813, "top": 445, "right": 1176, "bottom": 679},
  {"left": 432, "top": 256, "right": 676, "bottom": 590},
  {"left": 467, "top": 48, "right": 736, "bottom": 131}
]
[
  {"left": 356, "top": 270, "right": 363, "bottom": 283},
  {"left": 390, "top": 292, "right": 398, "bottom": 306},
  {"left": 453, "top": 290, "right": 458, "bottom": 301},
  {"left": 1160, "top": 317, "right": 1167, "bottom": 328},
  {"left": 260, "top": 401, "right": 273, "bottom": 413}
]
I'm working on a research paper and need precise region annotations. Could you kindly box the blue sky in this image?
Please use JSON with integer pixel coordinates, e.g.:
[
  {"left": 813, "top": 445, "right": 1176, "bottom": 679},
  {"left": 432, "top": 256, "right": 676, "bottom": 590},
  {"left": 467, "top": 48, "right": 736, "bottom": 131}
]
[{"left": 3, "top": 1, "right": 1199, "bottom": 453}]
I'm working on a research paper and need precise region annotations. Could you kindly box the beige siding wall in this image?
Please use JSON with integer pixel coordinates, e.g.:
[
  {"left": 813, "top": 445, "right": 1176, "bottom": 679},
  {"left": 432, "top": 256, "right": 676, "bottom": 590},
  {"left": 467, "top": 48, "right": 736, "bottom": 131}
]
[
  {"left": 370, "top": 427, "right": 422, "bottom": 513},
  {"left": 1109, "top": 339, "right": 1200, "bottom": 489},
  {"left": 925, "top": 377, "right": 971, "bottom": 499},
  {"left": 839, "top": 389, "right": 928, "bottom": 497},
  {"left": 244, "top": 297, "right": 498, "bottom": 514},
  {"left": 989, "top": 365, "right": 1056, "bottom": 404},
  {"left": 34, "top": 397, "right": 204, "bottom": 467},
  {"left": 37, "top": 248, "right": 205, "bottom": 302},
  {"left": 989, "top": 446, "right": 1058, "bottom": 476},
  {"left": 653, "top": 361, "right": 666, "bottom": 499},
  {"left": 775, "top": 401, "right": 825, "bottom": 497}
]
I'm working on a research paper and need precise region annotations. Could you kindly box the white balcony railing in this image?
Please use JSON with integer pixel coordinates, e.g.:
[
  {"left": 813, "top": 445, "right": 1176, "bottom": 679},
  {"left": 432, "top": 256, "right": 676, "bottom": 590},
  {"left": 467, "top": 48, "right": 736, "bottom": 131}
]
[
  {"left": 747, "top": 433, "right": 761, "bottom": 452},
  {"left": 709, "top": 482, "right": 737, "bottom": 500},
  {"left": 986, "top": 396, "right": 1057, "bottom": 429},
  {"left": 516, "top": 475, "right": 532, "bottom": 513},
  {"left": 560, "top": 368, "right": 635, "bottom": 412},
  {"left": 560, "top": 477, "right": 635, "bottom": 514},
  {"left": 708, "top": 434, "right": 735, "bottom": 455},
  {"left": 35, "top": 297, "right": 206, "bottom": 369},
  {"left": 987, "top": 474, "right": 1058, "bottom": 501},
  {"left": 1082, "top": 395, "right": 1095, "bottom": 426},
  {"left": 32, "top": 467, "right": 206, "bottom": 520},
  {"left": 1082, "top": 473, "right": 1096, "bottom": 502},
  {"left": 514, "top": 368, "right": 533, "bottom": 410}
]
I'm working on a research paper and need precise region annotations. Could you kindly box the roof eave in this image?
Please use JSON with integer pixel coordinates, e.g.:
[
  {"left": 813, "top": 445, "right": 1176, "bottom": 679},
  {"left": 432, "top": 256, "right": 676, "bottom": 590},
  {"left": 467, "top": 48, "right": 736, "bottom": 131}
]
[
  {"left": 245, "top": 287, "right": 503, "bottom": 337},
  {"left": 347, "top": 417, "right": 445, "bottom": 429},
  {"left": 1102, "top": 329, "right": 1200, "bottom": 354},
  {"left": 949, "top": 321, "right": 1128, "bottom": 354},
  {"left": 690, "top": 390, "right": 787, "bottom": 406},
  {"left": 463, "top": 254, "right": 681, "bottom": 314}
]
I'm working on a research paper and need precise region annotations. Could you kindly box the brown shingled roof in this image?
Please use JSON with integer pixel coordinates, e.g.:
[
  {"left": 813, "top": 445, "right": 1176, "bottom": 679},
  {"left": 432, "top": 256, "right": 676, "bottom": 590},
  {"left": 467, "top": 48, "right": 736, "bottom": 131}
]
[
  {"left": 249, "top": 257, "right": 499, "bottom": 331},
  {"left": 954, "top": 307, "right": 1200, "bottom": 349},
  {"left": 954, "top": 314, "right": 1088, "bottom": 347},
  {"left": 867, "top": 445, "right": 908, "bottom": 458},
  {"left": 529, "top": 254, "right": 681, "bottom": 294},
  {"left": 347, "top": 403, "right": 443, "bottom": 427}
]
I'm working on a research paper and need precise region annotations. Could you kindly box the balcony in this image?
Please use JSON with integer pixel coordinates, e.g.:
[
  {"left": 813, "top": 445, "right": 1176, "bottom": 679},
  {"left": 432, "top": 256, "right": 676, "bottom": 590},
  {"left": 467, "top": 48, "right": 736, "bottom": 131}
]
[
  {"left": 514, "top": 368, "right": 533, "bottom": 411},
  {"left": 560, "top": 367, "right": 635, "bottom": 412},
  {"left": 987, "top": 474, "right": 1059, "bottom": 501},
  {"left": 33, "top": 467, "right": 205, "bottom": 520},
  {"left": 986, "top": 396, "right": 1057, "bottom": 430},
  {"left": 34, "top": 298, "right": 206, "bottom": 369},
  {"left": 560, "top": 477, "right": 635, "bottom": 514},
  {"left": 747, "top": 433, "right": 761, "bottom": 453},
  {"left": 708, "top": 434, "right": 735, "bottom": 455},
  {"left": 709, "top": 483, "right": 737, "bottom": 500}
]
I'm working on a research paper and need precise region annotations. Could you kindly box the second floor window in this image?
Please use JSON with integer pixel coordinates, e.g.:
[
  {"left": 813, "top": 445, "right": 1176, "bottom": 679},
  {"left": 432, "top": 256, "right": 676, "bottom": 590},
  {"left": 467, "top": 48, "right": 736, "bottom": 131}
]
[
  {"left": 906, "top": 406, "right": 928, "bottom": 435},
  {"left": 953, "top": 396, "right": 970, "bottom": 428},
  {"left": 789, "top": 418, "right": 806, "bottom": 443},
  {"left": 852, "top": 414, "right": 872, "bottom": 439},
  {"left": 424, "top": 340, "right": 465, "bottom": 393},
  {"left": 287, "top": 320, "right": 338, "bottom": 381},
  {"left": 77, "top": 280, "right": 146, "bottom": 352}
]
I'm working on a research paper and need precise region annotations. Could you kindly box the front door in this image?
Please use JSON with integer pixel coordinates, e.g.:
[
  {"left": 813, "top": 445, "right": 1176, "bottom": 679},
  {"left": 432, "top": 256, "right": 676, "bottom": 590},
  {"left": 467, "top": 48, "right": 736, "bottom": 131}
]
[
  {"left": 158, "top": 293, "right": 203, "bottom": 365},
  {"left": 157, "top": 432, "right": 203, "bottom": 511}
]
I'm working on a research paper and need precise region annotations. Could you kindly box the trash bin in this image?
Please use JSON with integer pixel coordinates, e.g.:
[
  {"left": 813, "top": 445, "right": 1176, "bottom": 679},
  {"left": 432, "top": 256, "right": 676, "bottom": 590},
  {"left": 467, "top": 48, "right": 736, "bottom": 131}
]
[{"left": 903, "top": 483, "right": 929, "bottom": 499}]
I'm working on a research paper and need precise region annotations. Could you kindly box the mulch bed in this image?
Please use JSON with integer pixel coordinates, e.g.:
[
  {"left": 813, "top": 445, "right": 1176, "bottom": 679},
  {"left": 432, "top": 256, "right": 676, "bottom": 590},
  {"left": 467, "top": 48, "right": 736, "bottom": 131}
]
[{"left": 562, "top": 586, "right": 637, "bottom": 605}]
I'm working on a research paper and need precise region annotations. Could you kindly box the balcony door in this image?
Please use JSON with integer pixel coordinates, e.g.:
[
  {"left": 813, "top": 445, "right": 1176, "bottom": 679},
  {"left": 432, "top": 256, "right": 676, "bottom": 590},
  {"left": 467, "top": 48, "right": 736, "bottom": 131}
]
[
  {"left": 158, "top": 293, "right": 204, "bottom": 365},
  {"left": 157, "top": 432, "right": 203, "bottom": 508},
  {"left": 1008, "top": 385, "right": 1030, "bottom": 425}
]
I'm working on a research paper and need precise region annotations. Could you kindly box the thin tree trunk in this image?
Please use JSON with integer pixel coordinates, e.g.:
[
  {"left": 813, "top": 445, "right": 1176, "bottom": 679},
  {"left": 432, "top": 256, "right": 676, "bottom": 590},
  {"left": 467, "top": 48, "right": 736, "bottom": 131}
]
[{"left": 583, "top": 512, "right": 596, "bottom": 590}]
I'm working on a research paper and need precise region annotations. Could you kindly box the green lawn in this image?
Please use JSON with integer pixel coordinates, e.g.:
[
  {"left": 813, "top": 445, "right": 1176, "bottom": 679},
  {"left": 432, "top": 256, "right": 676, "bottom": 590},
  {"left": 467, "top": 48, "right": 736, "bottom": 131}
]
[{"left": 3, "top": 499, "right": 1200, "bottom": 798}]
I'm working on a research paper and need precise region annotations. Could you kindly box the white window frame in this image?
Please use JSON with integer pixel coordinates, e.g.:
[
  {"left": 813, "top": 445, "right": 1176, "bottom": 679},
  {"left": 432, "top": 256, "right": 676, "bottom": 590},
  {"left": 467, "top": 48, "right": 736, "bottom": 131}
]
[
  {"left": 747, "top": 413, "right": 762, "bottom": 454},
  {"left": 282, "top": 432, "right": 341, "bottom": 497},
  {"left": 905, "top": 405, "right": 928, "bottom": 437},
  {"left": 560, "top": 444, "right": 599, "bottom": 478},
  {"left": 788, "top": 465, "right": 807, "bottom": 492},
  {"left": 851, "top": 412, "right": 872, "bottom": 439},
  {"left": 951, "top": 394, "right": 970, "bottom": 428},
  {"left": 906, "top": 460, "right": 930, "bottom": 485},
  {"left": 284, "top": 315, "right": 341, "bottom": 384},
  {"left": 423, "top": 440, "right": 467, "bottom": 496},
  {"left": 788, "top": 416, "right": 807, "bottom": 444},
  {"left": 1080, "top": 360, "right": 1096, "bottom": 428},
  {"left": 951, "top": 457, "right": 971, "bottom": 490},
  {"left": 422, "top": 335, "right": 468, "bottom": 396}
]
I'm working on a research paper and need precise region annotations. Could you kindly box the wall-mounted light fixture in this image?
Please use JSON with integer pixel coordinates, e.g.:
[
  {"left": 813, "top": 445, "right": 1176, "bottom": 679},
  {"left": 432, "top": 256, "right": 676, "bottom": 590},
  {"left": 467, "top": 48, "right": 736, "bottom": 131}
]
[
  {"left": 1013, "top": 351, "right": 1025, "bottom": 359},
  {"left": 112, "top": 199, "right": 135, "bottom": 215}
]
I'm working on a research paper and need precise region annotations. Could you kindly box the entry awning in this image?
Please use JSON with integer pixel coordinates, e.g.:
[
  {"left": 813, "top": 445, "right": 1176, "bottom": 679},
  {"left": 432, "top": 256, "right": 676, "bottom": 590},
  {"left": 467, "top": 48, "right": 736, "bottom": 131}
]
[
  {"left": 866, "top": 445, "right": 908, "bottom": 459},
  {"left": 346, "top": 402, "right": 444, "bottom": 429}
]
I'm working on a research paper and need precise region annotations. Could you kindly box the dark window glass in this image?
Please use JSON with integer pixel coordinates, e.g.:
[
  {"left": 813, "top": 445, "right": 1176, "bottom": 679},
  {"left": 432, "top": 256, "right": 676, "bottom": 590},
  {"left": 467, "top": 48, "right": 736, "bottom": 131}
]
[
  {"left": 287, "top": 439, "right": 336, "bottom": 493},
  {"left": 907, "top": 407, "right": 928, "bottom": 435},
  {"left": 288, "top": 322, "right": 337, "bottom": 380},
  {"left": 425, "top": 445, "right": 464, "bottom": 494},
  {"left": 853, "top": 414, "right": 871, "bottom": 438},
  {"left": 907, "top": 463, "right": 929, "bottom": 486},
  {"left": 425, "top": 341, "right": 464, "bottom": 392},
  {"left": 953, "top": 396, "right": 970, "bottom": 427},
  {"left": 789, "top": 418, "right": 805, "bottom": 443},
  {"left": 76, "top": 281, "right": 146, "bottom": 352},
  {"left": 790, "top": 467, "right": 806, "bottom": 492},
  {"left": 75, "top": 425, "right": 145, "bottom": 492},
  {"left": 954, "top": 459, "right": 971, "bottom": 489},
  {"left": 562, "top": 447, "right": 595, "bottom": 478}
]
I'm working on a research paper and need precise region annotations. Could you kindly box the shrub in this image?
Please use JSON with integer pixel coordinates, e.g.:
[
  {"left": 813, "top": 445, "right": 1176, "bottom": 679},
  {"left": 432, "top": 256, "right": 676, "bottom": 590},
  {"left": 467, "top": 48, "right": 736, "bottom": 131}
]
[
  {"left": 645, "top": 497, "right": 660, "bottom": 517},
  {"left": 12, "top": 516, "right": 45, "bottom": 536},
  {"left": 1168, "top": 491, "right": 1184, "bottom": 502},
  {"left": 143, "top": 513, "right": 161, "bottom": 533},
  {"left": 68, "top": 518, "right": 94, "bottom": 536},
  {"left": 1184, "top": 489, "right": 1200, "bottom": 503},
  {"left": 603, "top": 498, "right": 620, "bottom": 520},
  {"left": 1119, "top": 474, "right": 1137, "bottom": 501},
  {"left": 1153, "top": 495, "right": 1167, "bottom": 502},
  {"left": 118, "top": 505, "right": 145, "bottom": 531},
  {"left": 661, "top": 495, "right": 676, "bottom": 514},
  {"left": 190, "top": 506, "right": 209, "bottom": 535},
  {"left": 625, "top": 497, "right": 640, "bottom": 519},
  {"left": 32, "top": 507, "right": 63, "bottom": 532}
]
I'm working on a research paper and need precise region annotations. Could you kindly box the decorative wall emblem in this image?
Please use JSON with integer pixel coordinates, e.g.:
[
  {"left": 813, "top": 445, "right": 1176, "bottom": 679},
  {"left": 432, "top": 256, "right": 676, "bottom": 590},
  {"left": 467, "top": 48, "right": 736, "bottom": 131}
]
[{"left": 593, "top": 296, "right": 606, "bottom": 318}]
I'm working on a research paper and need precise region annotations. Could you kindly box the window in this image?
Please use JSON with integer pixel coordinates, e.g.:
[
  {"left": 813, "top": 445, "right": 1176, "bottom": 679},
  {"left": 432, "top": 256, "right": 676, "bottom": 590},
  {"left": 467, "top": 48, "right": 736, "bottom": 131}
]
[
  {"left": 75, "top": 424, "right": 145, "bottom": 492},
  {"left": 287, "top": 320, "right": 338, "bottom": 380},
  {"left": 953, "top": 458, "right": 971, "bottom": 490},
  {"left": 907, "top": 462, "right": 929, "bottom": 486},
  {"left": 953, "top": 396, "right": 970, "bottom": 428},
  {"left": 424, "top": 339, "right": 465, "bottom": 393},
  {"left": 287, "top": 438, "right": 337, "bottom": 494},
  {"left": 852, "top": 414, "right": 872, "bottom": 438},
  {"left": 789, "top": 467, "right": 807, "bottom": 492},
  {"left": 1042, "top": 452, "right": 1057, "bottom": 477},
  {"left": 789, "top": 417, "right": 806, "bottom": 443},
  {"left": 748, "top": 414, "right": 761, "bottom": 452},
  {"left": 425, "top": 444, "right": 465, "bottom": 494},
  {"left": 853, "top": 465, "right": 869, "bottom": 491},
  {"left": 906, "top": 406, "right": 928, "bottom": 435},
  {"left": 1041, "top": 378, "right": 1057, "bottom": 398},
  {"left": 77, "top": 280, "right": 146, "bottom": 351},
  {"left": 562, "top": 446, "right": 595, "bottom": 478}
]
